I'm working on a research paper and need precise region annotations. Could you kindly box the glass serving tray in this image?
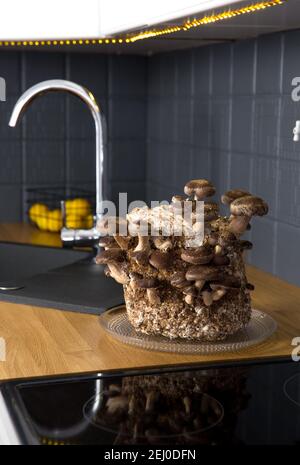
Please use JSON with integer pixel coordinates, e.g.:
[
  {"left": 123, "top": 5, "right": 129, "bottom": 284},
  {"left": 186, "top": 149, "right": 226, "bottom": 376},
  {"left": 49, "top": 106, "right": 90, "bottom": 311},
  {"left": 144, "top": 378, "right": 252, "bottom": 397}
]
[{"left": 99, "top": 306, "right": 277, "bottom": 354}]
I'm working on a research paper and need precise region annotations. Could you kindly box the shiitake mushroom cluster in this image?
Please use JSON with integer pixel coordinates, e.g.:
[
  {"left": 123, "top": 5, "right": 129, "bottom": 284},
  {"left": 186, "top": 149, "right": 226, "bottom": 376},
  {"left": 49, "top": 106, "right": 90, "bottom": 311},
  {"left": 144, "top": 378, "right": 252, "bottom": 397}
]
[
  {"left": 96, "top": 179, "right": 268, "bottom": 310},
  {"left": 92, "top": 370, "right": 249, "bottom": 445}
]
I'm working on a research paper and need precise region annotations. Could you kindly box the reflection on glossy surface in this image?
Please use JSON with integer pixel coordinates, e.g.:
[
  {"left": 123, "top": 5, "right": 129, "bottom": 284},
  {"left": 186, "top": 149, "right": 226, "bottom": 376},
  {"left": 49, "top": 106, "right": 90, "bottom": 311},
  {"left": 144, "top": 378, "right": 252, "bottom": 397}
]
[{"left": 5, "top": 359, "right": 300, "bottom": 445}]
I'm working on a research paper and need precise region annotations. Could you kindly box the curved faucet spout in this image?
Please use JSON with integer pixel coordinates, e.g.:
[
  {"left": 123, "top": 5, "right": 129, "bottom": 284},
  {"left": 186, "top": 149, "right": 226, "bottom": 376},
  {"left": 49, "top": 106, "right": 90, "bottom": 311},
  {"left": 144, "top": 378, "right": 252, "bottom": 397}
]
[{"left": 9, "top": 79, "right": 105, "bottom": 222}]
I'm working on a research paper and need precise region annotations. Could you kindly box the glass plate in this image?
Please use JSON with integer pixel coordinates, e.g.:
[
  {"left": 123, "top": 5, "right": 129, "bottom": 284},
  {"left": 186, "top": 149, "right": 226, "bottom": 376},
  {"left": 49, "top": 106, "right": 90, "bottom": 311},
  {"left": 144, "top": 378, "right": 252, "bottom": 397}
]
[{"left": 99, "top": 306, "right": 277, "bottom": 354}]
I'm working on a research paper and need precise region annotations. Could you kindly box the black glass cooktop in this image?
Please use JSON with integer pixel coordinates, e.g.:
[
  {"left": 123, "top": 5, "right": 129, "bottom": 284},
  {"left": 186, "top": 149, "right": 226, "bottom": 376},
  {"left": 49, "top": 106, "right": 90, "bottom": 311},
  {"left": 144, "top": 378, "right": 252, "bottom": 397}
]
[{"left": 2, "top": 358, "right": 300, "bottom": 445}]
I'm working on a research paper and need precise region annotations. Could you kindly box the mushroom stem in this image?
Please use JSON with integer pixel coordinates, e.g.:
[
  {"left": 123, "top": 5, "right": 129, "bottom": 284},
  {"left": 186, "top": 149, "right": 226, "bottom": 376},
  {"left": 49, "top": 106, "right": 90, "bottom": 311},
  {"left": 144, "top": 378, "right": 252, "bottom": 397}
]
[
  {"left": 107, "top": 262, "right": 129, "bottom": 284},
  {"left": 147, "top": 288, "right": 161, "bottom": 305},
  {"left": 228, "top": 215, "right": 250, "bottom": 236},
  {"left": 185, "top": 294, "right": 194, "bottom": 305},
  {"left": 134, "top": 234, "right": 150, "bottom": 252},
  {"left": 202, "top": 291, "right": 213, "bottom": 306},
  {"left": 114, "top": 234, "right": 130, "bottom": 250}
]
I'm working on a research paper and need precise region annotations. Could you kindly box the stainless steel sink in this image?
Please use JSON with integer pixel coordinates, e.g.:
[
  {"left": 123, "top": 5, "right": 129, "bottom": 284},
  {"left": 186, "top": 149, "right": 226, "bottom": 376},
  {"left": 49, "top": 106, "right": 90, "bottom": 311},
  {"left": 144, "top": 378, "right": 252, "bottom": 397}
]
[{"left": 0, "top": 242, "right": 124, "bottom": 314}]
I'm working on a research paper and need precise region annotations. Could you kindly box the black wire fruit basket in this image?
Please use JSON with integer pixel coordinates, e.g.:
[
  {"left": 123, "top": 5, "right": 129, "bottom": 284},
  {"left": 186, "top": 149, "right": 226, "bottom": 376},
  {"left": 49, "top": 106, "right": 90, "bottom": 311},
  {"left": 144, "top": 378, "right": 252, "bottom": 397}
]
[{"left": 26, "top": 187, "right": 95, "bottom": 232}]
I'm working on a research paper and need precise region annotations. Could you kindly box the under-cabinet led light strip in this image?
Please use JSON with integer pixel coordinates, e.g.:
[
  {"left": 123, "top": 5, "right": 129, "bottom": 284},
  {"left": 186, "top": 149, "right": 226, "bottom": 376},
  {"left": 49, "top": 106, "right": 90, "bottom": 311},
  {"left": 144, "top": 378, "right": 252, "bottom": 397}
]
[{"left": 0, "top": 0, "right": 286, "bottom": 48}]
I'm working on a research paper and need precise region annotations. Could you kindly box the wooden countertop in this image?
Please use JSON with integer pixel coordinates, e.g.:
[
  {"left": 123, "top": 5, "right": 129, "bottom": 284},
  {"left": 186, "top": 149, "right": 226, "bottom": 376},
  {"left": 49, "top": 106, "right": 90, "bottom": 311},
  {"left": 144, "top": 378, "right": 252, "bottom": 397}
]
[{"left": 0, "top": 224, "right": 298, "bottom": 381}]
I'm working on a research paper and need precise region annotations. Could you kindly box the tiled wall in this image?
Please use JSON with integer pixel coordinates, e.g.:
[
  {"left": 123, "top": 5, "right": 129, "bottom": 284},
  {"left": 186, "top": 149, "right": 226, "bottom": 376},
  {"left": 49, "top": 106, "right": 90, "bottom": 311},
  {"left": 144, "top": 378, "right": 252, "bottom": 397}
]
[
  {"left": 146, "top": 29, "right": 300, "bottom": 287},
  {"left": 0, "top": 52, "right": 147, "bottom": 221}
]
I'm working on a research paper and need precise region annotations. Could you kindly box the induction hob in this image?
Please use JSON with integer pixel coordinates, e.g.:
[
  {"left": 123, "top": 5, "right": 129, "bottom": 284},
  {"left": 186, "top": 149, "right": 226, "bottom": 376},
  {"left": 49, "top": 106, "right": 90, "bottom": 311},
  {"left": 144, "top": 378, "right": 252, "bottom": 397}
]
[{"left": 1, "top": 358, "right": 300, "bottom": 445}]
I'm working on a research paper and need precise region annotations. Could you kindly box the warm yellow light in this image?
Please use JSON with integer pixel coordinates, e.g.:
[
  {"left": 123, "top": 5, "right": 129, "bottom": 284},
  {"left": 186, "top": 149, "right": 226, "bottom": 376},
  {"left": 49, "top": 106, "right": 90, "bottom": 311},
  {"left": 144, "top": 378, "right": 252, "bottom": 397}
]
[
  {"left": 128, "top": 0, "right": 285, "bottom": 42},
  {"left": 0, "top": 0, "right": 286, "bottom": 48}
]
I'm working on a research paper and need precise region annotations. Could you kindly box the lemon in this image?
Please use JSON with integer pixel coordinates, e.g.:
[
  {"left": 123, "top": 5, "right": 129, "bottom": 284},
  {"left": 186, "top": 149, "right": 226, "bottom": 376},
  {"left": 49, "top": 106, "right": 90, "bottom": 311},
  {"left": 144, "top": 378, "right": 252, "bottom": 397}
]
[
  {"left": 48, "top": 209, "right": 63, "bottom": 232},
  {"left": 36, "top": 216, "right": 49, "bottom": 231},
  {"left": 85, "top": 213, "right": 94, "bottom": 229},
  {"left": 66, "top": 214, "right": 85, "bottom": 229},
  {"left": 72, "top": 198, "right": 91, "bottom": 217},
  {"left": 65, "top": 199, "right": 75, "bottom": 216},
  {"left": 29, "top": 203, "right": 48, "bottom": 224}
]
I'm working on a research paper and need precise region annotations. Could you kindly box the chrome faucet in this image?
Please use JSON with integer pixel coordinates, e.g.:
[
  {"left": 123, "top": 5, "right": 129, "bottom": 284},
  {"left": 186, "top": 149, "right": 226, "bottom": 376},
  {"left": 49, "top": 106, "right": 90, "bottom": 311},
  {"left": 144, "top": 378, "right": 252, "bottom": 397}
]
[
  {"left": 9, "top": 79, "right": 105, "bottom": 246},
  {"left": 293, "top": 120, "right": 300, "bottom": 142}
]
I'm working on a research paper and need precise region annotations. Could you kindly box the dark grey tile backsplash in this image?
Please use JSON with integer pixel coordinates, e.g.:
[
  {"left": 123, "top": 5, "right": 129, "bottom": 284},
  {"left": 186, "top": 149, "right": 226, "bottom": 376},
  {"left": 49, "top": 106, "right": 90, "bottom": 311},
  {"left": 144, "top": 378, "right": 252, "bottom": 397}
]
[
  {"left": 1, "top": 27, "right": 300, "bottom": 286},
  {"left": 0, "top": 52, "right": 147, "bottom": 222},
  {"left": 146, "top": 29, "right": 300, "bottom": 287}
]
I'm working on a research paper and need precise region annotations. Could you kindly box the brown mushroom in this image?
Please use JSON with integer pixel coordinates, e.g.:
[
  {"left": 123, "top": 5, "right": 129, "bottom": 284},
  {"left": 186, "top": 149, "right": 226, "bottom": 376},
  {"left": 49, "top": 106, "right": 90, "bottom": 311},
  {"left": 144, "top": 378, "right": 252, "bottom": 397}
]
[
  {"left": 184, "top": 179, "right": 216, "bottom": 200},
  {"left": 230, "top": 195, "right": 269, "bottom": 217},
  {"left": 237, "top": 240, "right": 253, "bottom": 250},
  {"left": 212, "top": 288, "right": 227, "bottom": 301},
  {"left": 246, "top": 282, "right": 255, "bottom": 291},
  {"left": 130, "top": 276, "right": 161, "bottom": 305},
  {"left": 149, "top": 250, "right": 172, "bottom": 270},
  {"left": 194, "top": 279, "right": 205, "bottom": 290},
  {"left": 212, "top": 255, "right": 230, "bottom": 266},
  {"left": 221, "top": 189, "right": 250, "bottom": 205},
  {"left": 182, "top": 285, "right": 197, "bottom": 296},
  {"left": 186, "top": 265, "right": 224, "bottom": 281},
  {"left": 147, "top": 288, "right": 161, "bottom": 305},
  {"left": 228, "top": 195, "right": 268, "bottom": 235},
  {"left": 153, "top": 236, "right": 173, "bottom": 251},
  {"left": 106, "top": 396, "right": 128, "bottom": 414},
  {"left": 107, "top": 262, "right": 129, "bottom": 284},
  {"left": 171, "top": 195, "right": 186, "bottom": 204},
  {"left": 134, "top": 234, "right": 150, "bottom": 252},
  {"left": 170, "top": 271, "right": 190, "bottom": 289},
  {"left": 202, "top": 290, "right": 213, "bottom": 306},
  {"left": 130, "top": 250, "right": 150, "bottom": 267},
  {"left": 99, "top": 236, "right": 119, "bottom": 249},
  {"left": 210, "top": 276, "right": 241, "bottom": 291},
  {"left": 95, "top": 248, "right": 124, "bottom": 264},
  {"left": 114, "top": 234, "right": 131, "bottom": 250},
  {"left": 184, "top": 294, "right": 194, "bottom": 305},
  {"left": 181, "top": 246, "right": 214, "bottom": 265}
]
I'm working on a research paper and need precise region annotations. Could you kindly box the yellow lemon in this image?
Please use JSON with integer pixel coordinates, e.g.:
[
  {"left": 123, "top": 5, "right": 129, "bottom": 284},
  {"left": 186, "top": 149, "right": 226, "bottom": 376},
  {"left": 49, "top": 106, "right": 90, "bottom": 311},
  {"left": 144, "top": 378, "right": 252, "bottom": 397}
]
[
  {"left": 65, "top": 199, "right": 75, "bottom": 216},
  {"left": 85, "top": 213, "right": 94, "bottom": 229},
  {"left": 48, "top": 209, "right": 63, "bottom": 232},
  {"left": 36, "top": 216, "right": 49, "bottom": 231},
  {"left": 72, "top": 198, "right": 91, "bottom": 217},
  {"left": 66, "top": 214, "right": 85, "bottom": 229},
  {"left": 29, "top": 203, "right": 48, "bottom": 224}
]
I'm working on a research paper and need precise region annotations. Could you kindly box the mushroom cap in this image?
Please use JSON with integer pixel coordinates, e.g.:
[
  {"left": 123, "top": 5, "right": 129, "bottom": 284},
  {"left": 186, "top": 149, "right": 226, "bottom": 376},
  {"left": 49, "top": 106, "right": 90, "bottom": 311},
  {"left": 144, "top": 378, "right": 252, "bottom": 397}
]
[
  {"left": 171, "top": 195, "right": 186, "bottom": 204},
  {"left": 99, "top": 236, "right": 118, "bottom": 249},
  {"left": 237, "top": 240, "right": 253, "bottom": 250},
  {"left": 131, "top": 275, "right": 159, "bottom": 289},
  {"left": 181, "top": 246, "right": 214, "bottom": 265},
  {"left": 95, "top": 248, "right": 124, "bottom": 264},
  {"left": 210, "top": 276, "right": 241, "bottom": 290},
  {"left": 170, "top": 271, "right": 190, "bottom": 288},
  {"left": 149, "top": 250, "right": 172, "bottom": 270},
  {"left": 184, "top": 179, "right": 216, "bottom": 199},
  {"left": 230, "top": 195, "right": 268, "bottom": 217},
  {"left": 185, "top": 265, "right": 224, "bottom": 281},
  {"left": 221, "top": 189, "right": 250, "bottom": 205},
  {"left": 130, "top": 250, "right": 149, "bottom": 267}
]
